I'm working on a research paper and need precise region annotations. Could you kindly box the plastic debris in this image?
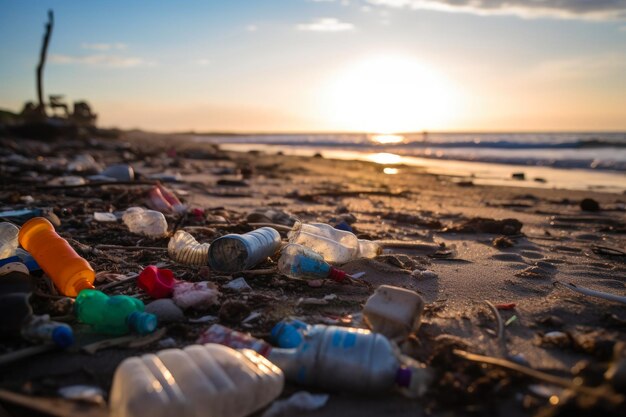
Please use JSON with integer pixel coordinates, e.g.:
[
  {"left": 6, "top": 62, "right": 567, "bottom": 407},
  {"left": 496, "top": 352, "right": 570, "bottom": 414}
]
[
  {"left": 137, "top": 265, "right": 177, "bottom": 299},
  {"left": 93, "top": 212, "right": 117, "bottom": 222},
  {"left": 363, "top": 285, "right": 424, "bottom": 341},
  {"left": 288, "top": 221, "right": 381, "bottom": 264},
  {"left": 278, "top": 244, "right": 349, "bottom": 282},
  {"left": 0, "top": 222, "right": 19, "bottom": 259},
  {"left": 172, "top": 281, "right": 220, "bottom": 310},
  {"left": 109, "top": 344, "right": 284, "bottom": 417},
  {"left": 246, "top": 208, "right": 298, "bottom": 226},
  {"left": 168, "top": 230, "right": 209, "bottom": 266},
  {"left": 58, "top": 385, "right": 105, "bottom": 405},
  {"left": 196, "top": 324, "right": 272, "bottom": 355},
  {"left": 101, "top": 164, "right": 134, "bottom": 181},
  {"left": 411, "top": 269, "right": 438, "bottom": 279},
  {"left": 495, "top": 303, "right": 517, "bottom": 310},
  {"left": 261, "top": 391, "right": 329, "bottom": 417},
  {"left": 122, "top": 207, "right": 168, "bottom": 237},
  {"left": 19, "top": 217, "right": 95, "bottom": 297},
  {"left": 0, "top": 262, "right": 29, "bottom": 276},
  {"left": 223, "top": 277, "right": 252, "bottom": 292},
  {"left": 0, "top": 208, "right": 44, "bottom": 223},
  {"left": 144, "top": 299, "right": 184, "bottom": 323},
  {"left": 75, "top": 289, "right": 157, "bottom": 335},
  {"left": 208, "top": 227, "right": 281, "bottom": 273}
]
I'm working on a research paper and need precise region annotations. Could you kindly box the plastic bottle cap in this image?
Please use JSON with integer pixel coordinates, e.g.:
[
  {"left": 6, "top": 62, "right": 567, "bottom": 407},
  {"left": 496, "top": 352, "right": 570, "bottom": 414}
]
[
  {"left": 327, "top": 267, "right": 347, "bottom": 282},
  {"left": 270, "top": 320, "right": 308, "bottom": 348},
  {"left": 52, "top": 326, "right": 75, "bottom": 348},
  {"left": 137, "top": 266, "right": 176, "bottom": 299},
  {"left": 395, "top": 367, "right": 412, "bottom": 388},
  {"left": 127, "top": 311, "right": 158, "bottom": 335}
]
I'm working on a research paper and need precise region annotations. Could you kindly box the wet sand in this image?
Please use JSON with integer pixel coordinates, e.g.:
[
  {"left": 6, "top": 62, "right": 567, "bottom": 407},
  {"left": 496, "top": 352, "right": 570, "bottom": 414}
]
[{"left": 0, "top": 131, "right": 625, "bottom": 416}]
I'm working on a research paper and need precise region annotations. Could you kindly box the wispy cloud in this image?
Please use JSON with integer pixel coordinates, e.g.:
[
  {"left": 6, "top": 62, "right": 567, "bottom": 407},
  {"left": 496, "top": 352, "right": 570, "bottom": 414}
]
[
  {"left": 296, "top": 17, "right": 355, "bottom": 32},
  {"left": 530, "top": 53, "right": 626, "bottom": 80},
  {"left": 50, "top": 54, "right": 154, "bottom": 68},
  {"left": 80, "top": 42, "right": 127, "bottom": 51},
  {"left": 365, "top": 0, "right": 626, "bottom": 21}
]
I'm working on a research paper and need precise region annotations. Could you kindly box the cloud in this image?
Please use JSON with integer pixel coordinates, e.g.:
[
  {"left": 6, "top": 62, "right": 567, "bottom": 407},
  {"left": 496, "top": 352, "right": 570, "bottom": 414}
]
[
  {"left": 50, "top": 54, "right": 154, "bottom": 68},
  {"left": 246, "top": 24, "right": 258, "bottom": 32},
  {"left": 81, "top": 42, "right": 127, "bottom": 51},
  {"left": 296, "top": 17, "right": 355, "bottom": 32},
  {"left": 364, "top": 0, "right": 626, "bottom": 21}
]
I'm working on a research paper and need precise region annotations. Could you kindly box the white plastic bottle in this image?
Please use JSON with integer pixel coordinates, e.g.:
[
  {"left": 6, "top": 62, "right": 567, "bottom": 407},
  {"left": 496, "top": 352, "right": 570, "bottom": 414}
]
[
  {"left": 122, "top": 207, "right": 168, "bottom": 237},
  {"left": 288, "top": 222, "right": 380, "bottom": 264},
  {"left": 109, "top": 343, "right": 284, "bottom": 417}
]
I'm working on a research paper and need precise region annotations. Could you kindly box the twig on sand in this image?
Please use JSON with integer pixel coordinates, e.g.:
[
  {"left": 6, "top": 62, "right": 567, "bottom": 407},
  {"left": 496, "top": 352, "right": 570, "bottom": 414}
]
[
  {"left": 0, "top": 344, "right": 56, "bottom": 367},
  {"left": 454, "top": 349, "right": 624, "bottom": 403},
  {"left": 484, "top": 300, "right": 507, "bottom": 356},
  {"left": 554, "top": 281, "right": 626, "bottom": 305},
  {"left": 94, "top": 244, "right": 168, "bottom": 251},
  {"left": 97, "top": 273, "right": 139, "bottom": 291}
]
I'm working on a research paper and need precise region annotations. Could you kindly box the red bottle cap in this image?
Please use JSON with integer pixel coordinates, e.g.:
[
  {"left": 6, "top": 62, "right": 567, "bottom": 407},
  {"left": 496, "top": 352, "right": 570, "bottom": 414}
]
[
  {"left": 327, "top": 267, "right": 347, "bottom": 282},
  {"left": 137, "top": 266, "right": 177, "bottom": 298}
]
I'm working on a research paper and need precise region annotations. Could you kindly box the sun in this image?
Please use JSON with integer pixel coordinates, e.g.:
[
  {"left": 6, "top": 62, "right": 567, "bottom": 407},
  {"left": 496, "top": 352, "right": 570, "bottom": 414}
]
[{"left": 324, "top": 55, "right": 457, "bottom": 133}]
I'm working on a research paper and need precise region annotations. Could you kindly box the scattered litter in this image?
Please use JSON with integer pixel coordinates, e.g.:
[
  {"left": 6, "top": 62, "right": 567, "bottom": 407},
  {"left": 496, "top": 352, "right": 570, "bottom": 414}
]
[
  {"left": 246, "top": 208, "right": 298, "bottom": 226},
  {"left": 363, "top": 285, "right": 424, "bottom": 341},
  {"left": 208, "top": 227, "right": 282, "bottom": 273},
  {"left": 223, "top": 277, "right": 252, "bottom": 292},
  {"left": 188, "top": 315, "right": 219, "bottom": 324},
  {"left": 138, "top": 265, "right": 177, "bottom": 299},
  {"left": 261, "top": 391, "right": 329, "bottom": 417},
  {"left": 172, "top": 281, "right": 220, "bottom": 310},
  {"left": 168, "top": 230, "right": 210, "bottom": 266},
  {"left": 504, "top": 315, "right": 518, "bottom": 327},
  {"left": 122, "top": 207, "right": 168, "bottom": 237},
  {"left": 555, "top": 281, "right": 626, "bottom": 305},
  {"left": 93, "top": 212, "right": 117, "bottom": 222},
  {"left": 0, "top": 222, "right": 20, "bottom": 258},
  {"left": 495, "top": 303, "right": 516, "bottom": 310}
]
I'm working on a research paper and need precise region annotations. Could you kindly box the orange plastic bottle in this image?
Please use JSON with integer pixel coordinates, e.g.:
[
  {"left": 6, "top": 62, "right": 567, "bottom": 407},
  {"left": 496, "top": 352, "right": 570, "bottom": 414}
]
[{"left": 18, "top": 217, "right": 95, "bottom": 297}]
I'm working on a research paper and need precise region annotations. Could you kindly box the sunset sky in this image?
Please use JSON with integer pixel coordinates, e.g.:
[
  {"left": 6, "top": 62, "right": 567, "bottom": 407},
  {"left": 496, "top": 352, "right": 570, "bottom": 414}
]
[{"left": 1, "top": 0, "right": 625, "bottom": 133}]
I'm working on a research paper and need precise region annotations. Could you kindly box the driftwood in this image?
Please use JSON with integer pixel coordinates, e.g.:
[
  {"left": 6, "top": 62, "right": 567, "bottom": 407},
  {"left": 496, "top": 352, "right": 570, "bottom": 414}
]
[{"left": 36, "top": 10, "right": 54, "bottom": 115}]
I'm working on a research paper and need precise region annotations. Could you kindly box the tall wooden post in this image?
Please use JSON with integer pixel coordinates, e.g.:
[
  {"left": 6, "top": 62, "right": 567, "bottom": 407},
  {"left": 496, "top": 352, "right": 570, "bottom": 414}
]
[{"left": 36, "top": 10, "right": 54, "bottom": 117}]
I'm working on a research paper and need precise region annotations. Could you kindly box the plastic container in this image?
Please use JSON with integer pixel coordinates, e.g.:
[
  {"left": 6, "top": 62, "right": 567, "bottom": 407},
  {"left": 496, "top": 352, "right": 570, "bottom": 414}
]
[
  {"left": 0, "top": 222, "right": 20, "bottom": 259},
  {"left": 122, "top": 207, "right": 168, "bottom": 237},
  {"left": 168, "top": 230, "right": 209, "bottom": 266},
  {"left": 21, "top": 314, "right": 74, "bottom": 348},
  {"left": 138, "top": 266, "right": 177, "bottom": 299},
  {"left": 277, "top": 244, "right": 347, "bottom": 282},
  {"left": 18, "top": 217, "right": 95, "bottom": 297},
  {"left": 208, "top": 227, "right": 281, "bottom": 273},
  {"left": 75, "top": 289, "right": 157, "bottom": 335},
  {"left": 363, "top": 285, "right": 424, "bottom": 341},
  {"left": 109, "top": 343, "right": 284, "bottom": 417},
  {"left": 288, "top": 222, "right": 381, "bottom": 264},
  {"left": 197, "top": 324, "right": 273, "bottom": 356}
]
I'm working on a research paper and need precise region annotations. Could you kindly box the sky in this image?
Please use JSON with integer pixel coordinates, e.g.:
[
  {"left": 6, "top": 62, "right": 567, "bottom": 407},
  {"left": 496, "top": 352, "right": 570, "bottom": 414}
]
[{"left": 1, "top": 0, "right": 625, "bottom": 133}]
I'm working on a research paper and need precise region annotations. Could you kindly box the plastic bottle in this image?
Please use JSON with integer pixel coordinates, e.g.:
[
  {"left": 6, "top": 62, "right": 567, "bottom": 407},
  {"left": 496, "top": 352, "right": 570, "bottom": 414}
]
[
  {"left": 168, "top": 230, "right": 209, "bottom": 266},
  {"left": 138, "top": 266, "right": 177, "bottom": 299},
  {"left": 277, "top": 244, "right": 348, "bottom": 282},
  {"left": 21, "top": 314, "right": 74, "bottom": 348},
  {"left": 122, "top": 207, "right": 168, "bottom": 237},
  {"left": 109, "top": 343, "right": 284, "bottom": 417},
  {"left": 201, "top": 323, "right": 424, "bottom": 394},
  {"left": 18, "top": 217, "right": 95, "bottom": 297},
  {"left": 0, "top": 222, "right": 20, "bottom": 259},
  {"left": 288, "top": 221, "right": 381, "bottom": 264},
  {"left": 363, "top": 285, "right": 425, "bottom": 341},
  {"left": 75, "top": 289, "right": 157, "bottom": 335},
  {"left": 208, "top": 227, "right": 281, "bottom": 273}
]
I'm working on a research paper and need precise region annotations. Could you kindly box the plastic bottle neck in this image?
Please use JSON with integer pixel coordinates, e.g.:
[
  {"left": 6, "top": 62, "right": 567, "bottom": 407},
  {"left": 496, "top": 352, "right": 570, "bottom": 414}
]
[
  {"left": 127, "top": 311, "right": 158, "bottom": 335},
  {"left": 327, "top": 267, "right": 346, "bottom": 282},
  {"left": 74, "top": 279, "right": 95, "bottom": 294}
]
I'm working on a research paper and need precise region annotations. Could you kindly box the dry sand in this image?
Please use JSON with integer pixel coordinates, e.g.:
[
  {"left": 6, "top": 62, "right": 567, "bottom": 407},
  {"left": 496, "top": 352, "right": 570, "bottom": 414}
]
[{"left": 0, "top": 131, "right": 625, "bottom": 416}]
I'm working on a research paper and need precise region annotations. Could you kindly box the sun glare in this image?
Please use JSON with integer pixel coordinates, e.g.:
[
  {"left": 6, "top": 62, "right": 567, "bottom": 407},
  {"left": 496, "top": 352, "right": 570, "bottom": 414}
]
[
  {"left": 371, "top": 134, "right": 405, "bottom": 144},
  {"left": 325, "top": 55, "right": 456, "bottom": 132},
  {"left": 368, "top": 152, "right": 402, "bottom": 164}
]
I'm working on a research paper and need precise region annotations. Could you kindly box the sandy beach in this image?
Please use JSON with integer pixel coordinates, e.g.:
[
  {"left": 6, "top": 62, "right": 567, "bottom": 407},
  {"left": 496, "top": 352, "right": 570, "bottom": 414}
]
[{"left": 0, "top": 131, "right": 625, "bottom": 416}]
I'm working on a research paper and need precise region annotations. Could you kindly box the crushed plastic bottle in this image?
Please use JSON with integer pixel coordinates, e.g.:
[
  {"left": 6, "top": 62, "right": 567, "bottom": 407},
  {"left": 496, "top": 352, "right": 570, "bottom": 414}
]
[
  {"left": 277, "top": 244, "right": 348, "bottom": 282},
  {"left": 288, "top": 221, "right": 381, "bottom": 264},
  {"left": 208, "top": 227, "right": 281, "bottom": 273},
  {"left": 18, "top": 217, "right": 95, "bottom": 297},
  {"left": 109, "top": 343, "right": 284, "bottom": 417},
  {"left": 168, "top": 230, "right": 209, "bottom": 266},
  {"left": 75, "top": 289, "right": 157, "bottom": 335},
  {"left": 0, "top": 222, "right": 19, "bottom": 259},
  {"left": 138, "top": 266, "right": 177, "bottom": 299},
  {"left": 122, "top": 207, "right": 168, "bottom": 237},
  {"left": 363, "top": 285, "right": 424, "bottom": 341},
  {"left": 201, "top": 323, "right": 430, "bottom": 395}
]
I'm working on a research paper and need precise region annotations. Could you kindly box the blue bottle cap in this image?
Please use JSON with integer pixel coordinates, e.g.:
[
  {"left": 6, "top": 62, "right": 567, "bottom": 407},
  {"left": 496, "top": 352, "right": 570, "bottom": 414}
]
[
  {"left": 127, "top": 311, "right": 158, "bottom": 335},
  {"left": 270, "top": 321, "right": 305, "bottom": 348},
  {"left": 334, "top": 221, "right": 353, "bottom": 233},
  {"left": 52, "top": 325, "right": 74, "bottom": 348}
]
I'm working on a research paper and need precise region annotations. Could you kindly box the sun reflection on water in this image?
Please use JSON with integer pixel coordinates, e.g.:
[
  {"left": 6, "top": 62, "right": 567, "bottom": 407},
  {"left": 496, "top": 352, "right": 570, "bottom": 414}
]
[
  {"left": 370, "top": 134, "right": 405, "bottom": 144},
  {"left": 368, "top": 152, "right": 402, "bottom": 164},
  {"left": 383, "top": 167, "right": 399, "bottom": 175}
]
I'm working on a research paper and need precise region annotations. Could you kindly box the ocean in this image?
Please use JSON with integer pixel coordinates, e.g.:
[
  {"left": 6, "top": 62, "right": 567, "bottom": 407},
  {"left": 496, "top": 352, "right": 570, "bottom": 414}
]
[{"left": 192, "top": 132, "right": 626, "bottom": 193}]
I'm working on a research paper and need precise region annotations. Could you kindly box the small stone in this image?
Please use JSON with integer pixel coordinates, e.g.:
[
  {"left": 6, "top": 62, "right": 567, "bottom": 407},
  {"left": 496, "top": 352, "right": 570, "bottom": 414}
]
[
  {"left": 580, "top": 198, "right": 600, "bottom": 212},
  {"left": 145, "top": 299, "right": 185, "bottom": 322},
  {"left": 541, "top": 331, "right": 570, "bottom": 348},
  {"left": 512, "top": 172, "right": 525, "bottom": 180},
  {"left": 411, "top": 269, "right": 438, "bottom": 279}
]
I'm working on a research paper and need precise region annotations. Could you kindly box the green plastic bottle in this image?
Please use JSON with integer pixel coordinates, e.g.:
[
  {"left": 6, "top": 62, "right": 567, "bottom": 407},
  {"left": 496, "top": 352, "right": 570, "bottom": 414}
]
[{"left": 75, "top": 290, "right": 157, "bottom": 335}]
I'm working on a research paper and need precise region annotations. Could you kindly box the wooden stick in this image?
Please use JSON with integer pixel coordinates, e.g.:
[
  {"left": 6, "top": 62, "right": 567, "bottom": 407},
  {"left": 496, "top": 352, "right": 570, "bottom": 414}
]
[
  {"left": 97, "top": 273, "right": 139, "bottom": 291},
  {"left": 94, "top": 244, "right": 167, "bottom": 251},
  {"left": 36, "top": 10, "right": 53, "bottom": 116},
  {"left": 0, "top": 389, "right": 108, "bottom": 417},
  {"left": 555, "top": 281, "right": 626, "bottom": 305}
]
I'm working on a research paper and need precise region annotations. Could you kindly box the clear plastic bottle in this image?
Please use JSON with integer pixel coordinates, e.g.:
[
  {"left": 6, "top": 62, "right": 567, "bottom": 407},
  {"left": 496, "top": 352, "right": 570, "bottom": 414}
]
[
  {"left": 122, "top": 207, "right": 168, "bottom": 237},
  {"left": 277, "top": 244, "right": 348, "bottom": 282},
  {"left": 109, "top": 343, "right": 284, "bottom": 417},
  {"left": 75, "top": 289, "right": 157, "bottom": 335},
  {"left": 168, "top": 230, "right": 209, "bottom": 266},
  {"left": 18, "top": 217, "right": 95, "bottom": 297},
  {"left": 208, "top": 227, "right": 281, "bottom": 273},
  {"left": 288, "top": 222, "right": 380, "bottom": 264},
  {"left": 0, "top": 222, "right": 19, "bottom": 259}
]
